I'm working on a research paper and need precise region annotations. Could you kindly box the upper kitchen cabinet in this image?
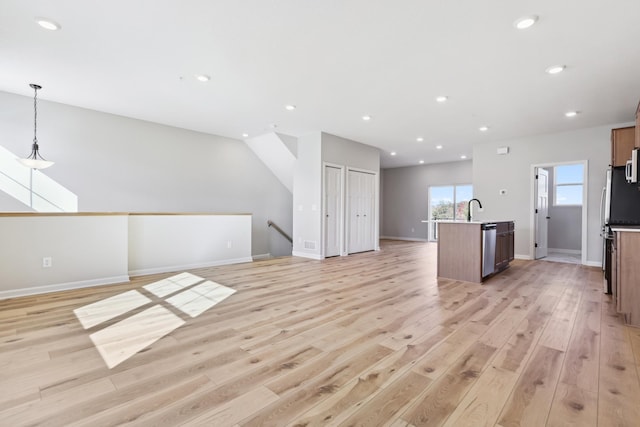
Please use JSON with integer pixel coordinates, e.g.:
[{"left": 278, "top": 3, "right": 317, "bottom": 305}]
[{"left": 611, "top": 126, "right": 636, "bottom": 167}]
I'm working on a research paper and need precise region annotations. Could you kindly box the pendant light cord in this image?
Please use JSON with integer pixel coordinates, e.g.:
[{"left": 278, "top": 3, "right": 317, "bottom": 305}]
[{"left": 33, "top": 86, "right": 38, "bottom": 144}]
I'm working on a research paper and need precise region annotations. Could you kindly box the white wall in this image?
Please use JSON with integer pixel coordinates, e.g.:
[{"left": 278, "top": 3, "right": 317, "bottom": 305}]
[
  {"left": 0, "top": 90, "right": 292, "bottom": 257},
  {"left": 0, "top": 213, "right": 252, "bottom": 299},
  {"left": 292, "top": 132, "right": 323, "bottom": 258},
  {"left": 128, "top": 214, "right": 252, "bottom": 275},
  {"left": 472, "top": 122, "right": 632, "bottom": 264},
  {"left": 0, "top": 215, "right": 129, "bottom": 298},
  {"left": 381, "top": 161, "right": 473, "bottom": 240}
]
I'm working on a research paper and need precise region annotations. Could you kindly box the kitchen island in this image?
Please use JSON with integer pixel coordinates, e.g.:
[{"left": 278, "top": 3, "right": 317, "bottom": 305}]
[{"left": 437, "top": 220, "right": 514, "bottom": 283}]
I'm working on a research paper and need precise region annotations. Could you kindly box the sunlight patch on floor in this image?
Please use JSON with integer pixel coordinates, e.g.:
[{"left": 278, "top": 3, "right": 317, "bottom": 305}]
[{"left": 73, "top": 272, "right": 236, "bottom": 368}]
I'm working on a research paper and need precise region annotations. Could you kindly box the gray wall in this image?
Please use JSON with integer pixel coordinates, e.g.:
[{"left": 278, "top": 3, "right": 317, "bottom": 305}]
[
  {"left": 547, "top": 167, "right": 582, "bottom": 251},
  {"left": 322, "top": 132, "right": 381, "bottom": 172},
  {"left": 381, "top": 160, "right": 473, "bottom": 240},
  {"left": 292, "top": 131, "right": 381, "bottom": 258},
  {"left": 472, "top": 122, "right": 632, "bottom": 265},
  {"left": 0, "top": 90, "right": 292, "bottom": 257}
]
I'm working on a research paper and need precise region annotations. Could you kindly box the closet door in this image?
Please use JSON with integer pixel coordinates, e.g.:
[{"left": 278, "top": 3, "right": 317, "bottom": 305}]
[
  {"left": 360, "top": 171, "right": 375, "bottom": 252},
  {"left": 348, "top": 170, "right": 375, "bottom": 254},
  {"left": 324, "top": 166, "right": 342, "bottom": 257}
]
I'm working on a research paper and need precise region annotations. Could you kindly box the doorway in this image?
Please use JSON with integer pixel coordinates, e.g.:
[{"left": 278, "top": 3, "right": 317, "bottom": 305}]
[
  {"left": 532, "top": 161, "right": 587, "bottom": 264},
  {"left": 324, "top": 165, "right": 343, "bottom": 257}
]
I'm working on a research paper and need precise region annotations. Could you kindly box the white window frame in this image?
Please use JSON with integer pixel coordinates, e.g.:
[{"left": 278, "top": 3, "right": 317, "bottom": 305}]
[{"left": 427, "top": 184, "right": 473, "bottom": 241}]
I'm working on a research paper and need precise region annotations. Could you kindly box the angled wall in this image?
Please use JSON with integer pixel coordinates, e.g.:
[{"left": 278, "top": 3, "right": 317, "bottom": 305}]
[{"left": 244, "top": 132, "right": 296, "bottom": 193}]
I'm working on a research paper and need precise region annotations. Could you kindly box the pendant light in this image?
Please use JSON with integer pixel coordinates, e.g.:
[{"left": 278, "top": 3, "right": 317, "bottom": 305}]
[{"left": 17, "top": 83, "right": 54, "bottom": 169}]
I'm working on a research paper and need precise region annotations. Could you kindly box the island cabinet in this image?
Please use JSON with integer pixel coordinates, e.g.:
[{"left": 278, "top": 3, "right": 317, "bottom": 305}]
[
  {"left": 495, "top": 222, "right": 515, "bottom": 272},
  {"left": 611, "top": 227, "right": 640, "bottom": 328},
  {"left": 437, "top": 220, "right": 515, "bottom": 284}
]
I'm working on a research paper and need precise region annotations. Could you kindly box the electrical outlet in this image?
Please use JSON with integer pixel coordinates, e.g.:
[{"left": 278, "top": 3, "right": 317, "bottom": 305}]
[
  {"left": 42, "top": 257, "right": 52, "bottom": 268},
  {"left": 227, "top": 241, "right": 232, "bottom": 249}
]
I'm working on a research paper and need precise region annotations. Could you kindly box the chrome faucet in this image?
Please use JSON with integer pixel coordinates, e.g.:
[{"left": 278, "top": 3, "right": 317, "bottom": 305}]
[{"left": 467, "top": 198, "right": 482, "bottom": 222}]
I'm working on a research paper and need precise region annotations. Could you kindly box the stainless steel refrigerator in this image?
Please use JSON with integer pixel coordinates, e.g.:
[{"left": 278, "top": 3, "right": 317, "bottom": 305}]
[{"left": 601, "top": 166, "right": 640, "bottom": 293}]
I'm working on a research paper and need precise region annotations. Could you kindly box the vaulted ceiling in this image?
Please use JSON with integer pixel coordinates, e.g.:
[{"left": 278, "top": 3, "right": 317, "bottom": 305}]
[{"left": 1, "top": 0, "right": 639, "bottom": 167}]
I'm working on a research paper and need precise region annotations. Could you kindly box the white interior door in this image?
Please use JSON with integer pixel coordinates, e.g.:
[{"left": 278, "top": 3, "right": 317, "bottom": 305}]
[
  {"left": 324, "top": 166, "right": 341, "bottom": 257},
  {"left": 348, "top": 170, "right": 375, "bottom": 254},
  {"left": 348, "top": 171, "right": 361, "bottom": 253},
  {"left": 361, "top": 172, "right": 375, "bottom": 251},
  {"left": 535, "top": 168, "right": 549, "bottom": 259}
]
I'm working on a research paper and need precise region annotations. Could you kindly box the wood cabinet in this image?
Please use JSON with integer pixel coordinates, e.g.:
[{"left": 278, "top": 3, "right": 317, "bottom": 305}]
[
  {"left": 495, "top": 221, "right": 515, "bottom": 272},
  {"left": 495, "top": 222, "right": 509, "bottom": 272},
  {"left": 611, "top": 229, "right": 640, "bottom": 327},
  {"left": 611, "top": 126, "right": 636, "bottom": 167},
  {"left": 507, "top": 221, "right": 515, "bottom": 261},
  {"left": 437, "top": 222, "right": 483, "bottom": 283}
]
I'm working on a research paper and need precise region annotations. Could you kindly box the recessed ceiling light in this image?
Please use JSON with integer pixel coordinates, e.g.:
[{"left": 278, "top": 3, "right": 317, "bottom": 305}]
[
  {"left": 419, "top": 160, "right": 425, "bottom": 164},
  {"left": 285, "top": 105, "right": 296, "bottom": 111},
  {"left": 565, "top": 111, "right": 579, "bottom": 117},
  {"left": 514, "top": 15, "right": 538, "bottom": 30},
  {"left": 36, "top": 18, "right": 61, "bottom": 31},
  {"left": 479, "top": 126, "right": 489, "bottom": 132},
  {"left": 436, "top": 145, "right": 443, "bottom": 150},
  {"left": 390, "top": 151, "right": 397, "bottom": 156},
  {"left": 362, "top": 115, "right": 372, "bottom": 121},
  {"left": 416, "top": 137, "right": 424, "bottom": 142},
  {"left": 196, "top": 74, "right": 211, "bottom": 82},
  {"left": 242, "top": 133, "right": 249, "bottom": 138},
  {"left": 461, "top": 155, "right": 467, "bottom": 159},
  {"left": 436, "top": 96, "right": 448, "bottom": 103},
  {"left": 546, "top": 65, "right": 566, "bottom": 75}
]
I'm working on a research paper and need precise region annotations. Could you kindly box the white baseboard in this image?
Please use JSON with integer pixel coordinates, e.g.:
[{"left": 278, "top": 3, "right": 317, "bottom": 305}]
[
  {"left": 292, "top": 251, "right": 323, "bottom": 260},
  {"left": 252, "top": 253, "right": 272, "bottom": 261},
  {"left": 128, "top": 257, "right": 253, "bottom": 277},
  {"left": 584, "top": 261, "right": 603, "bottom": 268},
  {"left": 548, "top": 248, "right": 581, "bottom": 254},
  {"left": 0, "top": 275, "right": 131, "bottom": 300},
  {"left": 515, "top": 254, "right": 533, "bottom": 260},
  {"left": 380, "top": 236, "right": 429, "bottom": 242}
]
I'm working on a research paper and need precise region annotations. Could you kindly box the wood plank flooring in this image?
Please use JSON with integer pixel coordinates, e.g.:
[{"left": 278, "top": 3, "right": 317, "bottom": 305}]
[{"left": 1, "top": 240, "right": 639, "bottom": 426}]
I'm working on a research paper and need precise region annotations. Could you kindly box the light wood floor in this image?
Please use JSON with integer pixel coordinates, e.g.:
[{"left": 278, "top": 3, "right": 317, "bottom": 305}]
[{"left": 1, "top": 240, "right": 639, "bottom": 426}]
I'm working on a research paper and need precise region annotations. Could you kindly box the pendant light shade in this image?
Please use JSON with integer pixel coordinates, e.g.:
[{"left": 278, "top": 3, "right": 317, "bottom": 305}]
[{"left": 17, "top": 83, "right": 54, "bottom": 169}]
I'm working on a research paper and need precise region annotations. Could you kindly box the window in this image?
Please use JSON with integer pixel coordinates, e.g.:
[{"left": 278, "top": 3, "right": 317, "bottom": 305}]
[
  {"left": 428, "top": 184, "right": 473, "bottom": 240},
  {"left": 554, "top": 164, "right": 583, "bottom": 206}
]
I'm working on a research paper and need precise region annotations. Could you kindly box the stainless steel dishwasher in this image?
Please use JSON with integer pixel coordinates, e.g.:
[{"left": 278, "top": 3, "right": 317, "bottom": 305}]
[{"left": 482, "top": 223, "right": 496, "bottom": 278}]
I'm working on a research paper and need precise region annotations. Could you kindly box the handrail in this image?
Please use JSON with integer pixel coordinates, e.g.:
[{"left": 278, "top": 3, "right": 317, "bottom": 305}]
[{"left": 267, "top": 220, "right": 293, "bottom": 244}]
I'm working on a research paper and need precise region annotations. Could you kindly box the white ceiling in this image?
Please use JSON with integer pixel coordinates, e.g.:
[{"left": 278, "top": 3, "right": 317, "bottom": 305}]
[{"left": 1, "top": 0, "right": 640, "bottom": 168}]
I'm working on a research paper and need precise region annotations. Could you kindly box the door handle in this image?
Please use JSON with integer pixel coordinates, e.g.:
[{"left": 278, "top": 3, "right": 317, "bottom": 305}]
[{"left": 546, "top": 216, "right": 551, "bottom": 219}]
